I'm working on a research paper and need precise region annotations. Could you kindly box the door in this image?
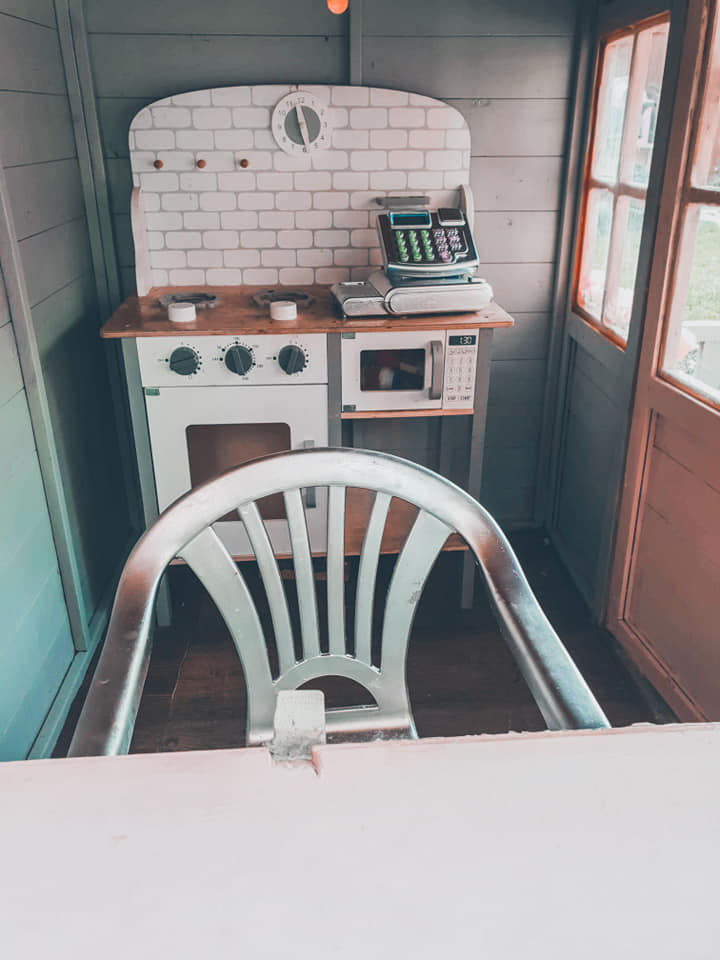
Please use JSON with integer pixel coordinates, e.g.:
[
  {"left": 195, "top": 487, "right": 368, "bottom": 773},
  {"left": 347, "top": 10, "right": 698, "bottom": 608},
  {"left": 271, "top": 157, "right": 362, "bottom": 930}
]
[
  {"left": 546, "top": 1, "right": 678, "bottom": 616},
  {"left": 608, "top": 0, "right": 720, "bottom": 719}
]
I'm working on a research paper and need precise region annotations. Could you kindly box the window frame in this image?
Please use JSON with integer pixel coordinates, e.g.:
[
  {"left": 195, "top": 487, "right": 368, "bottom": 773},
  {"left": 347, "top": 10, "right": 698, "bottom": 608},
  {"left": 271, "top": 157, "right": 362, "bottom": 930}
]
[
  {"left": 659, "top": 0, "right": 720, "bottom": 410},
  {"left": 573, "top": 12, "right": 671, "bottom": 348}
]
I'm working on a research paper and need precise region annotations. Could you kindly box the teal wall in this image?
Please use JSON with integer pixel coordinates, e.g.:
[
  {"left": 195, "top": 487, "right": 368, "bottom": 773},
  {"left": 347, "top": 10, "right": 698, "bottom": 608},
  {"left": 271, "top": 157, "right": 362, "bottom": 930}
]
[
  {"left": 0, "top": 265, "right": 74, "bottom": 759},
  {"left": 0, "top": 0, "right": 132, "bottom": 758}
]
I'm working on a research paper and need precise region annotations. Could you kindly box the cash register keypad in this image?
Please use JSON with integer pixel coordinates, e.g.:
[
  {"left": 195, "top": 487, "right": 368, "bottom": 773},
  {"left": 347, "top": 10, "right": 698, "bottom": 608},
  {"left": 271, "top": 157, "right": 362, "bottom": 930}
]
[{"left": 394, "top": 226, "right": 467, "bottom": 264}]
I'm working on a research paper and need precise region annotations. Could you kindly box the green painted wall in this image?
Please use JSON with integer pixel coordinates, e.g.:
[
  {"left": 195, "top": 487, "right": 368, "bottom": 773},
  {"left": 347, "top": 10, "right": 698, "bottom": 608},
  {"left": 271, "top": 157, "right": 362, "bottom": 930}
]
[{"left": 0, "top": 0, "right": 132, "bottom": 758}]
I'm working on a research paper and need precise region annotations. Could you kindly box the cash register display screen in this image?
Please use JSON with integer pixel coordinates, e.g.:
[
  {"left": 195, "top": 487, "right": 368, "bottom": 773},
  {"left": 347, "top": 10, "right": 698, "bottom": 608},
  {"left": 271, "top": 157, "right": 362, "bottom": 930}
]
[
  {"left": 360, "top": 349, "right": 425, "bottom": 391},
  {"left": 389, "top": 212, "right": 432, "bottom": 229}
]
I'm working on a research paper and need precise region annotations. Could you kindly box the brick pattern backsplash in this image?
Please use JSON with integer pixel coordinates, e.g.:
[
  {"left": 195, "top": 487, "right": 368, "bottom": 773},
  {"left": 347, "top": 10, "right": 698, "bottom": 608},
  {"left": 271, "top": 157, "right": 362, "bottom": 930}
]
[{"left": 130, "top": 85, "right": 471, "bottom": 289}]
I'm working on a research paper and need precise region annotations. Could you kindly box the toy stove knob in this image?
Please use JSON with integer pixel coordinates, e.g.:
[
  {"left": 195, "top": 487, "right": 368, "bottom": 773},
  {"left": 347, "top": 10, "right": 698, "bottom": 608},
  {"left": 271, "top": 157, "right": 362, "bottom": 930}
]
[
  {"left": 224, "top": 344, "right": 253, "bottom": 375},
  {"left": 169, "top": 346, "right": 200, "bottom": 376},
  {"left": 278, "top": 344, "right": 307, "bottom": 374}
]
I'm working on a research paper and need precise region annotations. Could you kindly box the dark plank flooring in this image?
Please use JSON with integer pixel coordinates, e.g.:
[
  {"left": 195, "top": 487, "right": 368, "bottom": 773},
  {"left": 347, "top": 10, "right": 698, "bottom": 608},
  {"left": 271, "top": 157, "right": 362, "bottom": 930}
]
[{"left": 115, "top": 530, "right": 666, "bottom": 755}]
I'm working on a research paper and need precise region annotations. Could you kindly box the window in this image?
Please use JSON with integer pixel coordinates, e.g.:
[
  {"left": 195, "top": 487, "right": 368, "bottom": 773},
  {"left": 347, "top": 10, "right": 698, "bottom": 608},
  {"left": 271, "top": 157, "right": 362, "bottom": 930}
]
[
  {"left": 661, "top": 3, "right": 720, "bottom": 406},
  {"left": 575, "top": 16, "right": 670, "bottom": 344}
]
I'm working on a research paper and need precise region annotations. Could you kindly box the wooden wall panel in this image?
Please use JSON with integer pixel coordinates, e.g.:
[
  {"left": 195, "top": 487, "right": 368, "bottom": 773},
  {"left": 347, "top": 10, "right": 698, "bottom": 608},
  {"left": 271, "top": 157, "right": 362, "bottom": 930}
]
[
  {"left": 491, "top": 314, "right": 550, "bottom": 361},
  {"left": 0, "top": 92, "right": 77, "bottom": 166},
  {"left": 448, "top": 99, "right": 568, "bottom": 157},
  {"left": 470, "top": 158, "right": 563, "bottom": 212},
  {"left": 84, "top": 0, "right": 345, "bottom": 35},
  {"left": 479, "top": 263, "right": 556, "bottom": 314},
  {"left": 0, "top": 319, "right": 23, "bottom": 404},
  {"left": 363, "top": 38, "right": 572, "bottom": 100},
  {"left": 553, "top": 345, "right": 624, "bottom": 597},
  {"left": 18, "top": 219, "right": 93, "bottom": 307},
  {"left": 0, "top": 0, "right": 56, "bottom": 28},
  {"left": 5, "top": 158, "right": 86, "bottom": 240},
  {"left": 88, "top": 37, "right": 347, "bottom": 99},
  {"left": 0, "top": 289, "right": 74, "bottom": 759},
  {"left": 473, "top": 213, "right": 559, "bottom": 264},
  {"left": 364, "top": 0, "right": 575, "bottom": 35},
  {"left": 0, "top": 15, "right": 66, "bottom": 93},
  {"left": 625, "top": 413, "right": 720, "bottom": 715},
  {"left": 0, "top": 5, "right": 131, "bottom": 760}
]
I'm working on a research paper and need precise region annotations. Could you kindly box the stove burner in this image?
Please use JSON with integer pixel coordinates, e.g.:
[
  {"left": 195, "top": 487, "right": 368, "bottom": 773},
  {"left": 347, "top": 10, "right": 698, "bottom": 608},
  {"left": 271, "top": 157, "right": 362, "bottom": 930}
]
[
  {"left": 158, "top": 292, "right": 219, "bottom": 309},
  {"left": 251, "top": 289, "right": 314, "bottom": 311}
]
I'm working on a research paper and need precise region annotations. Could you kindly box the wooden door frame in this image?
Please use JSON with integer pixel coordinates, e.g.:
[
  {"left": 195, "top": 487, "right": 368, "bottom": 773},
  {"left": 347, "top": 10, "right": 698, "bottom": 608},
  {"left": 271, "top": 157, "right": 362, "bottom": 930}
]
[
  {"left": 606, "top": 0, "right": 718, "bottom": 720},
  {"left": 543, "top": 0, "right": 686, "bottom": 618}
]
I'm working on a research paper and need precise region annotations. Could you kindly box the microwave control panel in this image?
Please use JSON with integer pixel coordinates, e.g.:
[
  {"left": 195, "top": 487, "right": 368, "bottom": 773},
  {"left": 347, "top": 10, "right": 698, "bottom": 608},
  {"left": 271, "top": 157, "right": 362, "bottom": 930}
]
[
  {"left": 442, "top": 331, "right": 478, "bottom": 409},
  {"left": 376, "top": 208, "right": 479, "bottom": 281}
]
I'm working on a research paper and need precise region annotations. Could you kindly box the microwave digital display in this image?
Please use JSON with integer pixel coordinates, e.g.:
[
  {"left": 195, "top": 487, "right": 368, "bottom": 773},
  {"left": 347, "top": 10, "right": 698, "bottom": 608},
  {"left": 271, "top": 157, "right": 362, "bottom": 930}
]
[
  {"left": 359, "top": 348, "right": 425, "bottom": 391},
  {"left": 448, "top": 335, "right": 477, "bottom": 346}
]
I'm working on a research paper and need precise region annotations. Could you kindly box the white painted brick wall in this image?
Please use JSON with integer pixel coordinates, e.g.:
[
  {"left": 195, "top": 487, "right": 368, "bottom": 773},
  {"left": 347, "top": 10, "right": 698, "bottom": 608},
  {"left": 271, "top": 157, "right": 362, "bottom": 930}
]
[
  {"left": 211, "top": 87, "right": 251, "bottom": 106},
  {"left": 188, "top": 250, "right": 223, "bottom": 268},
  {"left": 176, "top": 130, "right": 214, "bottom": 150},
  {"left": 162, "top": 193, "right": 199, "bottom": 211},
  {"left": 203, "top": 230, "right": 239, "bottom": 249},
  {"left": 221, "top": 211, "right": 259, "bottom": 229},
  {"left": 277, "top": 230, "right": 313, "bottom": 249},
  {"left": 131, "top": 85, "right": 471, "bottom": 287},
  {"left": 184, "top": 212, "right": 220, "bottom": 230},
  {"left": 296, "top": 211, "right": 332, "bottom": 229},
  {"left": 262, "top": 250, "right": 297, "bottom": 267},
  {"left": 371, "top": 130, "right": 408, "bottom": 150},
  {"left": 238, "top": 230, "right": 275, "bottom": 248}
]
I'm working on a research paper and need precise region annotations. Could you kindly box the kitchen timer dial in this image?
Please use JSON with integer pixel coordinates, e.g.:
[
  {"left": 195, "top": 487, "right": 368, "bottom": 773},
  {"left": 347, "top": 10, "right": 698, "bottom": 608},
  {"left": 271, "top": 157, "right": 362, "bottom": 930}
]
[{"left": 271, "top": 91, "right": 331, "bottom": 155}]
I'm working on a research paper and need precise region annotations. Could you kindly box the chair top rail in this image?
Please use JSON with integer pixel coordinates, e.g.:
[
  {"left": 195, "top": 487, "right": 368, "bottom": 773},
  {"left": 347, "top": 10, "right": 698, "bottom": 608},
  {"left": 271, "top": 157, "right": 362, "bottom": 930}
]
[{"left": 68, "top": 448, "right": 609, "bottom": 758}]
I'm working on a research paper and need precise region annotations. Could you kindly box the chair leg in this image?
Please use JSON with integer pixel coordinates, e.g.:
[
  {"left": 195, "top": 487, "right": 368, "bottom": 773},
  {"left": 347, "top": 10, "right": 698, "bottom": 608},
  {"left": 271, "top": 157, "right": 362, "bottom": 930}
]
[
  {"left": 461, "top": 552, "right": 475, "bottom": 609},
  {"left": 155, "top": 573, "right": 173, "bottom": 627}
]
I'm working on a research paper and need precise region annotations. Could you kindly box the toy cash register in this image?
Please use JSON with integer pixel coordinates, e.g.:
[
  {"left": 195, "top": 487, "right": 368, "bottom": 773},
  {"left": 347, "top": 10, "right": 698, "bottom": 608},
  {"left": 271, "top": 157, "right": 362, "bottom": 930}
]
[{"left": 331, "top": 205, "right": 493, "bottom": 317}]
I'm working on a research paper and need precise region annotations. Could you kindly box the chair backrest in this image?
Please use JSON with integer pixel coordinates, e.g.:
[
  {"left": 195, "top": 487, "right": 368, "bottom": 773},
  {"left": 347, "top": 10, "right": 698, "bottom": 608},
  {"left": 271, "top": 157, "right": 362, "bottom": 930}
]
[{"left": 68, "top": 448, "right": 609, "bottom": 757}]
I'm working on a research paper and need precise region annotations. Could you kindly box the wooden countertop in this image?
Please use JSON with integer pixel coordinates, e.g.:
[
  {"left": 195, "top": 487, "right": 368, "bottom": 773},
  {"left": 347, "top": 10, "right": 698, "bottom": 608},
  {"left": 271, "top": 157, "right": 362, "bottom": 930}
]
[{"left": 100, "top": 285, "right": 514, "bottom": 338}]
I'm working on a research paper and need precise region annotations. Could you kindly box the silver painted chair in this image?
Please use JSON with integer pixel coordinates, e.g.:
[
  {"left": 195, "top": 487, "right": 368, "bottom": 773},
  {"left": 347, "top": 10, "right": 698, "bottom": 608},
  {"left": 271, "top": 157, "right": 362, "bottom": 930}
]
[{"left": 69, "top": 448, "right": 609, "bottom": 757}]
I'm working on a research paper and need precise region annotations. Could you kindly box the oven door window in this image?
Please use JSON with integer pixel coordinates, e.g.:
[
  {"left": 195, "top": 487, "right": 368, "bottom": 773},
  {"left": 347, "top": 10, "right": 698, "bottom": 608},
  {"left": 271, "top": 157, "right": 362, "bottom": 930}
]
[
  {"left": 186, "top": 422, "right": 290, "bottom": 521},
  {"left": 359, "top": 348, "right": 425, "bottom": 391}
]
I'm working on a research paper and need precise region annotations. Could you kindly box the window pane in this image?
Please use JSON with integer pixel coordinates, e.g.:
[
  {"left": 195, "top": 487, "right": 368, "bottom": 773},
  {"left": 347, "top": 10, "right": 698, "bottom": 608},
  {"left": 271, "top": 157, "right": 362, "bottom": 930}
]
[
  {"left": 577, "top": 188, "right": 614, "bottom": 319},
  {"left": 623, "top": 22, "right": 669, "bottom": 187},
  {"left": 592, "top": 36, "right": 633, "bottom": 183},
  {"left": 603, "top": 198, "right": 645, "bottom": 340},
  {"left": 692, "top": 8, "right": 720, "bottom": 188},
  {"left": 662, "top": 206, "right": 720, "bottom": 403}
]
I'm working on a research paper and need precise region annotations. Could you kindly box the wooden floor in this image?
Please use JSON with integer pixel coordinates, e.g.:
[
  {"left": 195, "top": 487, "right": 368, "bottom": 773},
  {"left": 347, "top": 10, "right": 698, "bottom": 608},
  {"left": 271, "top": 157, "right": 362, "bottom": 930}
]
[{"left": 57, "top": 530, "right": 663, "bottom": 757}]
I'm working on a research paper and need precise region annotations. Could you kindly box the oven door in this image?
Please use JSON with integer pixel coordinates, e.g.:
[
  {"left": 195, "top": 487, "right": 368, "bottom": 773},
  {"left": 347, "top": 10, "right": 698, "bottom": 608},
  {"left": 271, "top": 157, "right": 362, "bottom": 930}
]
[
  {"left": 143, "top": 384, "right": 328, "bottom": 557},
  {"left": 341, "top": 330, "right": 445, "bottom": 412}
]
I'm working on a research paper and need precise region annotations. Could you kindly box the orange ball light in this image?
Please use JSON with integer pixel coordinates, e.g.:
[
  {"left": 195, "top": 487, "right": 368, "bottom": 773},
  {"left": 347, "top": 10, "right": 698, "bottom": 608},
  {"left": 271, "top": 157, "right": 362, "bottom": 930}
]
[{"left": 327, "top": 0, "right": 348, "bottom": 13}]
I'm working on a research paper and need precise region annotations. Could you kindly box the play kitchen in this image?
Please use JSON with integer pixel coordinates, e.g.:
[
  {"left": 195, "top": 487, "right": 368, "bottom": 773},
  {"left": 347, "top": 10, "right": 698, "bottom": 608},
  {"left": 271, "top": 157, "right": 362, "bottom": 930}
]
[{"left": 105, "top": 83, "right": 514, "bottom": 567}]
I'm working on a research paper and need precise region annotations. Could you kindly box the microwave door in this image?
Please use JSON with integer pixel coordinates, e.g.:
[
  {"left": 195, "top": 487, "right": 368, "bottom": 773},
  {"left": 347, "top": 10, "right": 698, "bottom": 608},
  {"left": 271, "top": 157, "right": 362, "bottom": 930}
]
[{"left": 342, "top": 332, "right": 444, "bottom": 412}]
